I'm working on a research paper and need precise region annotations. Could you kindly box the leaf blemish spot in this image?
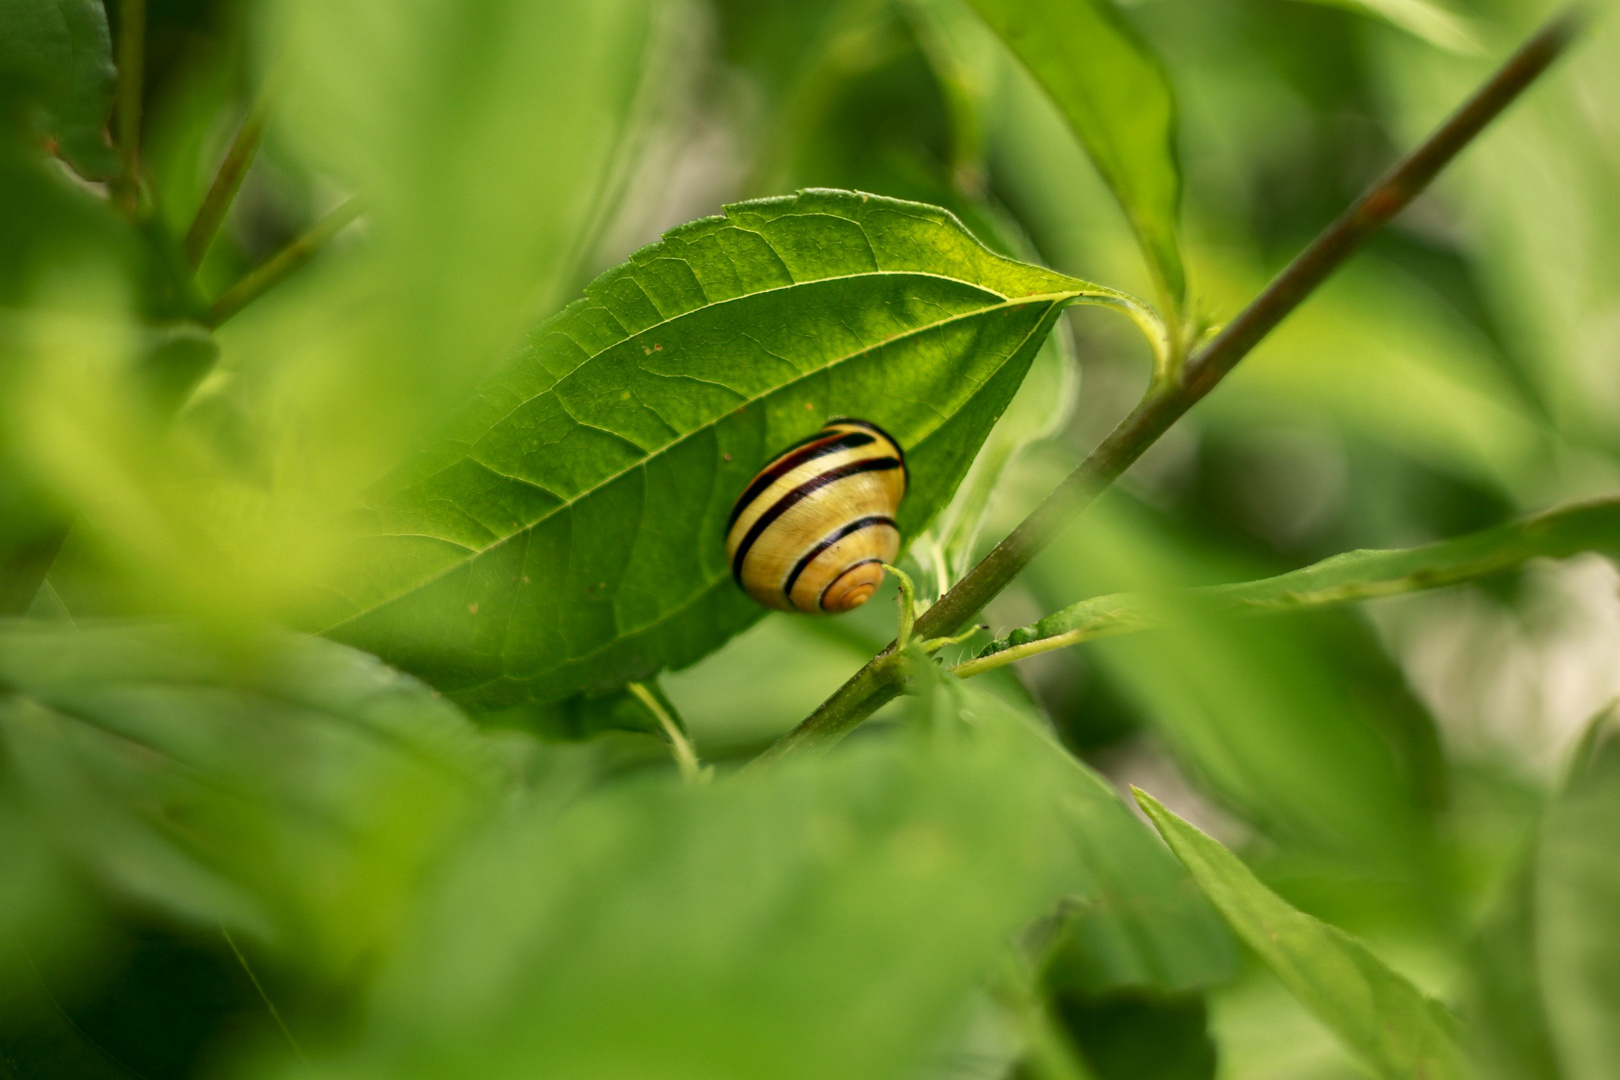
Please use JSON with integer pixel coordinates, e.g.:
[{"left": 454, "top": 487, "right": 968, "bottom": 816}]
[
  {"left": 723, "top": 452, "right": 732, "bottom": 461},
  {"left": 468, "top": 603, "right": 478, "bottom": 615}
]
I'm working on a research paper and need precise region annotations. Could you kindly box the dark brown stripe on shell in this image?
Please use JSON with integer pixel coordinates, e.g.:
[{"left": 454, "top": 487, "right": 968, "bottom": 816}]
[
  {"left": 819, "top": 558, "right": 885, "bottom": 611},
  {"left": 827, "top": 418, "right": 906, "bottom": 488},
  {"left": 725, "top": 430, "right": 877, "bottom": 534},
  {"left": 729, "top": 456, "right": 903, "bottom": 583},
  {"left": 780, "top": 514, "right": 897, "bottom": 608}
]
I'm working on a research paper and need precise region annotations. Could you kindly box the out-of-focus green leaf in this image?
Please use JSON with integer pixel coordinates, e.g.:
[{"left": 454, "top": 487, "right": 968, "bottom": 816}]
[
  {"left": 0, "top": 622, "right": 500, "bottom": 978},
  {"left": 256, "top": 0, "right": 660, "bottom": 435},
  {"left": 960, "top": 0, "right": 1184, "bottom": 313},
  {"left": 0, "top": 922, "right": 296, "bottom": 1080},
  {"left": 478, "top": 684, "right": 666, "bottom": 743},
  {"left": 1209, "top": 258, "right": 1552, "bottom": 504},
  {"left": 968, "top": 496, "right": 1620, "bottom": 672},
  {"left": 958, "top": 683, "right": 1239, "bottom": 1002},
  {"left": 1022, "top": 491, "right": 1439, "bottom": 885},
  {"left": 314, "top": 190, "right": 1154, "bottom": 709},
  {"left": 41, "top": 0, "right": 666, "bottom": 629},
  {"left": 1536, "top": 715, "right": 1620, "bottom": 1080},
  {"left": 1041, "top": 772, "right": 1237, "bottom": 998},
  {"left": 1045, "top": 991, "right": 1217, "bottom": 1080},
  {"left": 905, "top": 0, "right": 1004, "bottom": 188},
  {"left": 1463, "top": 864, "right": 1562, "bottom": 1080},
  {"left": 0, "top": 131, "right": 203, "bottom": 617},
  {"left": 1136, "top": 788, "right": 1466, "bottom": 1080},
  {"left": 1294, "top": 0, "right": 1481, "bottom": 55},
  {"left": 0, "top": 0, "right": 118, "bottom": 177},
  {"left": 280, "top": 678, "right": 1194, "bottom": 1080}
]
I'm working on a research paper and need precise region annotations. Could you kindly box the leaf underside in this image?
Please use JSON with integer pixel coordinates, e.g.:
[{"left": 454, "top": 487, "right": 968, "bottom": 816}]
[
  {"left": 1136, "top": 788, "right": 1466, "bottom": 1080},
  {"left": 313, "top": 189, "right": 1135, "bottom": 709}
]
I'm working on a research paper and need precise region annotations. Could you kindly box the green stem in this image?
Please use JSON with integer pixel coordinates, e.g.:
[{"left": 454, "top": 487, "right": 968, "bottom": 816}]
[
  {"left": 882, "top": 563, "right": 918, "bottom": 650},
  {"left": 953, "top": 493, "right": 1620, "bottom": 678},
  {"left": 185, "top": 75, "right": 281, "bottom": 269},
  {"left": 206, "top": 196, "right": 366, "bottom": 327},
  {"left": 759, "top": 8, "right": 1585, "bottom": 760},
  {"left": 113, "top": 0, "right": 145, "bottom": 213},
  {"left": 628, "top": 681, "right": 703, "bottom": 783}
]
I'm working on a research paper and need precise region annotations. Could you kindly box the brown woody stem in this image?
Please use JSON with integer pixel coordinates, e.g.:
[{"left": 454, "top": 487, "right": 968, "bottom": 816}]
[{"left": 756, "top": 6, "right": 1585, "bottom": 763}]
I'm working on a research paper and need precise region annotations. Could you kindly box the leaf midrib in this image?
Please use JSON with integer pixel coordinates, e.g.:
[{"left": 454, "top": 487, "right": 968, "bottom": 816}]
[
  {"left": 461, "top": 266, "right": 1096, "bottom": 453},
  {"left": 449, "top": 294, "right": 1071, "bottom": 696},
  {"left": 321, "top": 287, "right": 1086, "bottom": 637}
]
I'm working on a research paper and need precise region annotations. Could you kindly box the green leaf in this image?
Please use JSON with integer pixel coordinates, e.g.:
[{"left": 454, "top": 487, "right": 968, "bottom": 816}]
[
  {"left": 960, "top": 0, "right": 1184, "bottom": 313},
  {"left": 1462, "top": 863, "right": 1563, "bottom": 1080},
  {"left": 0, "top": 137, "right": 204, "bottom": 617},
  {"left": 965, "top": 495, "right": 1620, "bottom": 674},
  {"left": 314, "top": 189, "right": 1154, "bottom": 709},
  {"left": 476, "top": 684, "right": 665, "bottom": 742},
  {"left": 0, "top": 0, "right": 119, "bottom": 177},
  {"left": 1134, "top": 788, "right": 1466, "bottom": 1080},
  {"left": 955, "top": 680, "right": 1238, "bottom": 1002},
  {"left": 1293, "top": 0, "right": 1482, "bottom": 55},
  {"left": 287, "top": 675, "right": 1192, "bottom": 1080},
  {"left": 0, "top": 621, "right": 500, "bottom": 976},
  {"left": 925, "top": 239, "right": 1081, "bottom": 588},
  {"left": 1536, "top": 714, "right": 1620, "bottom": 1080},
  {"left": 1021, "top": 491, "right": 1442, "bottom": 884}
]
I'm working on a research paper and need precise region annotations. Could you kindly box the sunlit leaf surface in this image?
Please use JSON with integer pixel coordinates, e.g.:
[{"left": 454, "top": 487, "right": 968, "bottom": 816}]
[{"left": 315, "top": 190, "right": 1149, "bottom": 708}]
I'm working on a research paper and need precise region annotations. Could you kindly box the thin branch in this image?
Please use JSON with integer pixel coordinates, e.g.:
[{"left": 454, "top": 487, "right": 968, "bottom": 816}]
[
  {"left": 185, "top": 76, "right": 281, "bottom": 269},
  {"left": 756, "top": 7, "right": 1586, "bottom": 762},
  {"left": 951, "top": 494, "right": 1620, "bottom": 678},
  {"left": 113, "top": 0, "right": 146, "bottom": 213},
  {"left": 205, "top": 196, "right": 367, "bottom": 327}
]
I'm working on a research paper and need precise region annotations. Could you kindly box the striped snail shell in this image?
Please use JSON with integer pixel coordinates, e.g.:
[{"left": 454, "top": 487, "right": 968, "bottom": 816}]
[{"left": 725, "top": 418, "right": 907, "bottom": 614}]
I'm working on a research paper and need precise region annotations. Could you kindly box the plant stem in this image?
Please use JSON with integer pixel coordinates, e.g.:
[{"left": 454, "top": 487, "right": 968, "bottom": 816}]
[
  {"left": 113, "top": 0, "right": 145, "bottom": 213},
  {"left": 185, "top": 78, "right": 280, "bottom": 269},
  {"left": 949, "top": 492, "right": 1620, "bottom": 678},
  {"left": 628, "top": 681, "right": 703, "bottom": 783},
  {"left": 758, "top": 7, "right": 1585, "bottom": 762},
  {"left": 206, "top": 196, "right": 366, "bottom": 327}
]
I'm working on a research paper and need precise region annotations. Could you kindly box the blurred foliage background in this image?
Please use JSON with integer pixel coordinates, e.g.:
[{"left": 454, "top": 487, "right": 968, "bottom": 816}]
[{"left": 1, "top": 0, "right": 1618, "bottom": 1078}]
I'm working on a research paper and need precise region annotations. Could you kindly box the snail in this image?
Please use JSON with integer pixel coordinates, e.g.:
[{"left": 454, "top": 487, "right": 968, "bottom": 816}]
[{"left": 725, "top": 418, "right": 907, "bottom": 613}]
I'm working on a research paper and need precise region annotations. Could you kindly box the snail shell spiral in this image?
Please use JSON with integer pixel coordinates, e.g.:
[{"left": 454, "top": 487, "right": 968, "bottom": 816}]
[{"left": 725, "top": 419, "right": 907, "bottom": 613}]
